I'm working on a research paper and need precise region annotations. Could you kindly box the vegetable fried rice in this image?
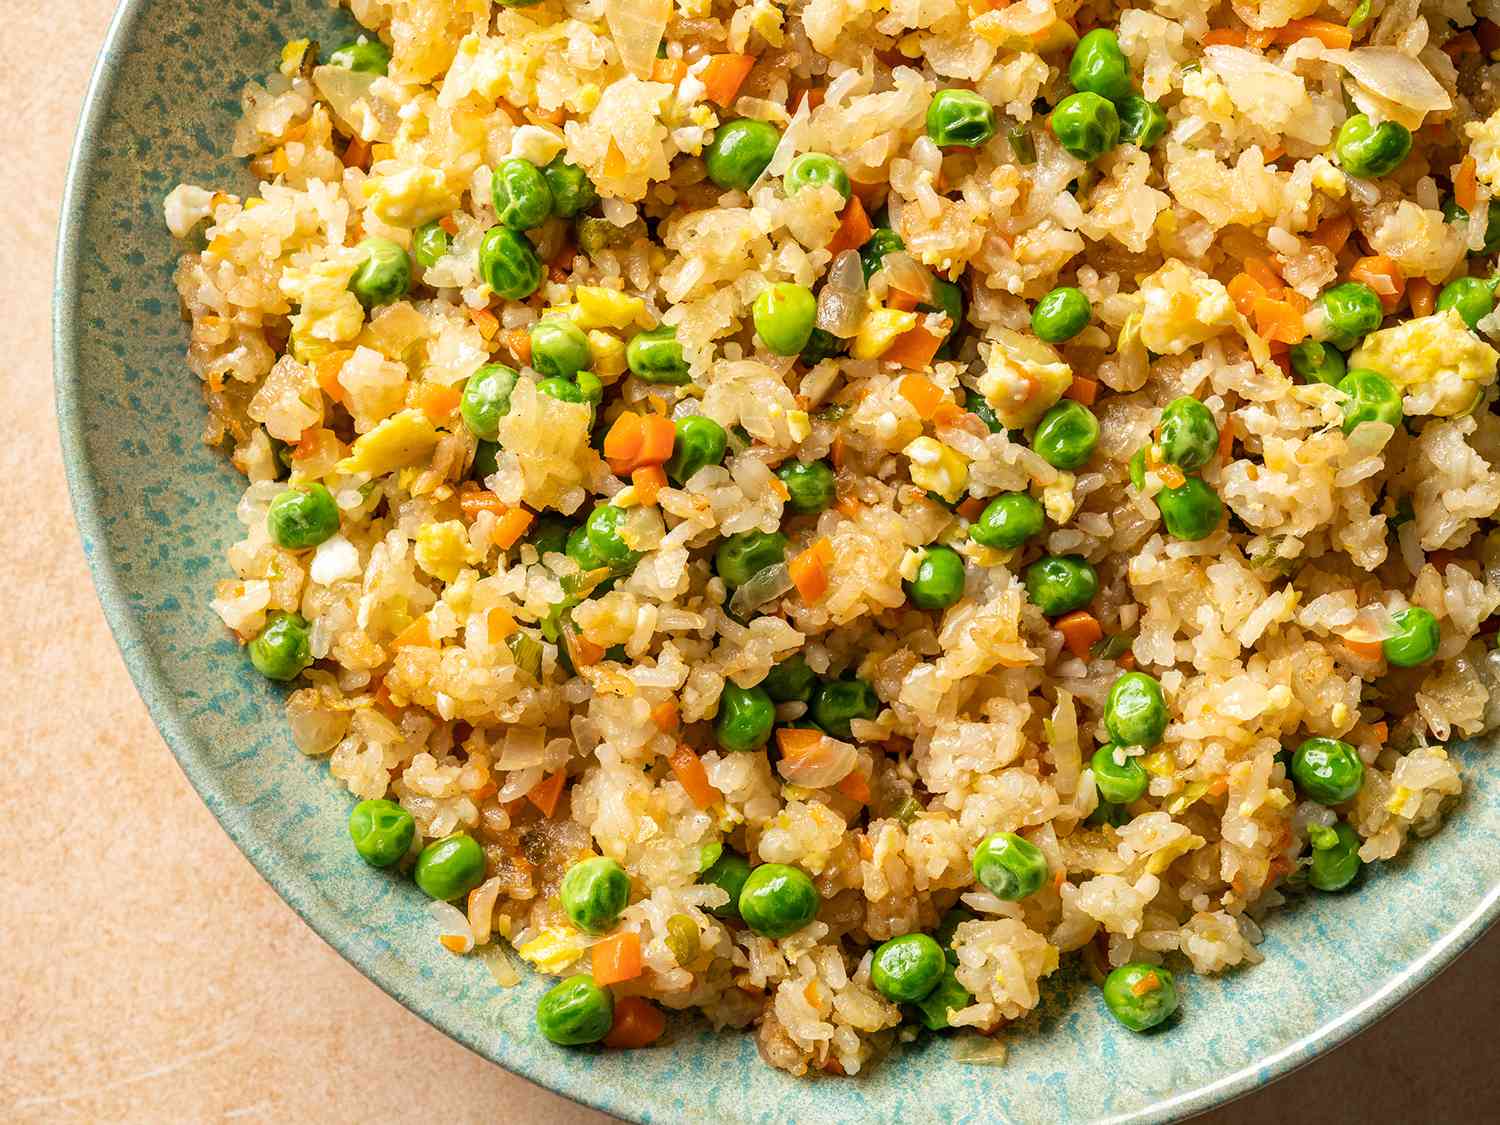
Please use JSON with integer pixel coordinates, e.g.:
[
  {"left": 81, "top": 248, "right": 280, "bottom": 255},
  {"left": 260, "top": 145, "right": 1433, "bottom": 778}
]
[{"left": 165, "top": 0, "right": 1500, "bottom": 1073}]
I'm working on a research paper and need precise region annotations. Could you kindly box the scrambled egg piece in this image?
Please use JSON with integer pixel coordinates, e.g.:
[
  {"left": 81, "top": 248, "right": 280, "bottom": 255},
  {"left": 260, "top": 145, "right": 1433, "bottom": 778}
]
[
  {"left": 572, "top": 286, "right": 647, "bottom": 330},
  {"left": 414, "top": 520, "right": 478, "bottom": 583},
  {"left": 975, "top": 5, "right": 1078, "bottom": 52},
  {"left": 1139, "top": 260, "right": 1236, "bottom": 355},
  {"left": 1467, "top": 110, "right": 1500, "bottom": 190},
  {"left": 904, "top": 436, "right": 969, "bottom": 502},
  {"left": 587, "top": 330, "right": 628, "bottom": 381},
  {"left": 1349, "top": 309, "right": 1498, "bottom": 416},
  {"left": 515, "top": 926, "right": 592, "bottom": 974},
  {"left": 281, "top": 255, "right": 365, "bottom": 357},
  {"left": 977, "top": 329, "right": 1072, "bottom": 429},
  {"left": 363, "top": 165, "right": 459, "bottom": 228},
  {"left": 336, "top": 409, "right": 441, "bottom": 476},
  {"left": 853, "top": 308, "right": 918, "bottom": 360}
]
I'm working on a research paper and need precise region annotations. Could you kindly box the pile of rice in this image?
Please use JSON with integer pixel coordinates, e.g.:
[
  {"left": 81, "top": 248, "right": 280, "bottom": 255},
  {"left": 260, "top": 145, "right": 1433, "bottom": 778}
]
[{"left": 164, "top": 0, "right": 1500, "bottom": 1076}]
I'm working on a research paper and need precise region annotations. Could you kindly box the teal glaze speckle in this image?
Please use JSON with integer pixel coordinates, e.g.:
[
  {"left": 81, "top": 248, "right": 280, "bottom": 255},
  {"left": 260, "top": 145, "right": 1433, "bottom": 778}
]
[{"left": 53, "top": 2, "right": 1500, "bottom": 1121}]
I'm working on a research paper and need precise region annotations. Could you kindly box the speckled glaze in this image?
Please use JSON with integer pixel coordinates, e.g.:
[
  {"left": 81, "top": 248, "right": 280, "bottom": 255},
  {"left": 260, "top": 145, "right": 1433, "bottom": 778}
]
[{"left": 53, "top": 2, "right": 1500, "bottom": 1121}]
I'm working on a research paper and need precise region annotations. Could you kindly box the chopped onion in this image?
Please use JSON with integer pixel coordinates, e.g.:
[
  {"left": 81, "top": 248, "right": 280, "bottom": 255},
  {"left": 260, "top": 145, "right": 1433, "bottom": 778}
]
[
  {"left": 1324, "top": 47, "right": 1452, "bottom": 127},
  {"left": 953, "top": 1035, "right": 1008, "bottom": 1066},
  {"left": 764, "top": 94, "right": 813, "bottom": 180},
  {"left": 816, "top": 250, "right": 867, "bottom": 338},
  {"left": 496, "top": 725, "right": 549, "bottom": 769},
  {"left": 467, "top": 876, "right": 502, "bottom": 944},
  {"left": 1341, "top": 603, "right": 1400, "bottom": 644},
  {"left": 312, "top": 65, "right": 396, "bottom": 141},
  {"left": 480, "top": 941, "right": 521, "bottom": 987},
  {"left": 427, "top": 900, "right": 474, "bottom": 955},
  {"left": 877, "top": 251, "right": 933, "bottom": 302},
  {"left": 729, "top": 561, "right": 793, "bottom": 617},
  {"left": 775, "top": 733, "right": 858, "bottom": 788},
  {"left": 605, "top": 0, "right": 671, "bottom": 80}
]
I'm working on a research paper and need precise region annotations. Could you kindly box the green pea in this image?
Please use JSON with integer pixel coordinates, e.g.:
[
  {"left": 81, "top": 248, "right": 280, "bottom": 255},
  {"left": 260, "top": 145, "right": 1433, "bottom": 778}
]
[
  {"left": 777, "top": 459, "right": 837, "bottom": 515},
  {"left": 266, "top": 482, "right": 340, "bottom": 549},
  {"left": 716, "top": 682, "right": 775, "bottom": 752},
  {"left": 1050, "top": 92, "right": 1120, "bottom": 161},
  {"left": 914, "top": 963, "right": 973, "bottom": 1029},
  {"left": 753, "top": 282, "right": 818, "bottom": 357},
  {"left": 576, "top": 371, "right": 603, "bottom": 404},
  {"left": 1090, "top": 745, "right": 1148, "bottom": 805},
  {"left": 1104, "top": 671, "right": 1168, "bottom": 748},
  {"left": 542, "top": 155, "right": 598, "bottom": 219},
  {"left": 471, "top": 439, "right": 500, "bottom": 481},
  {"left": 715, "top": 530, "right": 788, "bottom": 589},
  {"left": 1306, "top": 822, "right": 1362, "bottom": 892},
  {"left": 478, "top": 225, "right": 543, "bottom": 300},
  {"left": 1102, "top": 963, "right": 1178, "bottom": 1031},
  {"left": 1442, "top": 199, "right": 1500, "bottom": 255},
  {"left": 800, "top": 326, "right": 846, "bottom": 365},
  {"left": 1335, "top": 113, "right": 1412, "bottom": 179},
  {"left": 1291, "top": 737, "right": 1364, "bottom": 804},
  {"left": 1157, "top": 477, "right": 1222, "bottom": 541},
  {"left": 927, "top": 277, "right": 965, "bottom": 357},
  {"left": 348, "top": 236, "right": 411, "bottom": 310},
  {"left": 1337, "top": 368, "right": 1403, "bottom": 433},
  {"left": 1033, "top": 400, "right": 1100, "bottom": 470},
  {"left": 1068, "top": 28, "right": 1133, "bottom": 103},
  {"left": 626, "top": 325, "right": 691, "bottom": 385},
  {"left": 1316, "top": 282, "right": 1383, "bottom": 350},
  {"left": 1024, "top": 554, "right": 1098, "bottom": 616},
  {"left": 1383, "top": 606, "right": 1440, "bottom": 667},
  {"left": 536, "top": 975, "right": 614, "bottom": 1046},
  {"left": 528, "top": 515, "right": 571, "bottom": 557},
  {"left": 536, "top": 376, "right": 583, "bottom": 403},
  {"left": 529, "top": 317, "right": 592, "bottom": 380},
  {"left": 575, "top": 214, "right": 645, "bottom": 257},
  {"left": 565, "top": 523, "right": 607, "bottom": 573},
  {"left": 329, "top": 37, "right": 390, "bottom": 74},
  {"left": 762, "top": 654, "right": 817, "bottom": 703},
  {"left": 1288, "top": 339, "right": 1347, "bottom": 386},
  {"left": 348, "top": 798, "right": 415, "bottom": 868},
  {"left": 970, "top": 492, "right": 1043, "bottom": 550},
  {"left": 1031, "top": 286, "right": 1091, "bottom": 344},
  {"left": 971, "top": 831, "right": 1048, "bottom": 901},
  {"left": 924, "top": 88, "right": 997, "bottom": 148},
  {"left": 861, "top": 228, "right": 907, "bottom": 283},
  {"left": 666, "top": 415, "right": 728, "bottom": 485},
  {"left": 1088, "top": 799, "right": 1131, "bottom": 827},
  {"left": 585, "top": 504, "right": 643, "bottom": 568},
  {"left": 412, "top": 220, "right": 450, "bottom": 268},
  {"left": 249, "top": 611, "right": 312, "bottom": 681},
  {"left": 460, "top": 363, "right": 519, "bottom": 441},
  {"left": 809, "top": 678, "right": 879, "bottom": 739},
  {"left": 738, "top": 863, "right": 820, "bottom": 938},
  {"left": 784, "top": 152, "right": 851, "bottom": 202},
  {"left": 1436, "top": 276, "right": 1496, "bottom": 330},
  {"left": 413, "top": 832, "right": 487, "bottom": 901},
  {"left": 933, "top": 906, "right": 974, "bottom": 964},
  {"left": 560, "top": 856, "right": 631, "bottom": 934},
  {"left": 704, "top": 119, "right": 781, "bottom": 191},
  {"left": 1157, "top": 397, "right": 1217, "bottom": 471},
  {"left": 965, "top": 389, "right": 1004, "bottom": 434},
  {"left": 870, "top": 934, "right": 946, "bottom": 1003},
  {"left": 490, "top": 158, "right": 553, "bottom": 230},
  {"left": 700, "top": 850, "right": 752, "bottom": 919},
  {"left": 905, "top": 545, "right": 967, "bottom": 610},
  {"left": 1117, "top": 95, "right": 1167, "bottom": 149}
]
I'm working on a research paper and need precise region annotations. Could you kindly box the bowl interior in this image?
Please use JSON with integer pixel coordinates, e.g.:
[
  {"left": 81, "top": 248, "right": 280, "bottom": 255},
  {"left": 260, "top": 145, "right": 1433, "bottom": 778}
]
[{"left": 55, "top": 2, "right": 1500, "bottom": 1121}]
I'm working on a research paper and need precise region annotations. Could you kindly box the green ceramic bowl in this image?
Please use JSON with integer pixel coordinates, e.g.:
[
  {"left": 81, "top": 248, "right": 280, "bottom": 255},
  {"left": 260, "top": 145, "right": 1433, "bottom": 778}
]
[{"left": 55, "top": 1, "right": 1500, "bottom": 1120}]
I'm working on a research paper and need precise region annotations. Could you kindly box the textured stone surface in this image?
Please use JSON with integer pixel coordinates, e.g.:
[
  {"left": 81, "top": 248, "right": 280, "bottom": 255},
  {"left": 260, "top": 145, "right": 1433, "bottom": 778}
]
[{"left": 11, "top": 0, "right": 1498, "bottom": 1120}]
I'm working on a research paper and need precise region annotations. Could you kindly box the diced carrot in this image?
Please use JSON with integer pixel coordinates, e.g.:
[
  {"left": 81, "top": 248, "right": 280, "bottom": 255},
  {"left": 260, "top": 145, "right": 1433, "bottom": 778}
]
[
  {"left": 592, "top": 931, "right": 644, "bottom": 986},
  {"left": 604, "top": 411, "right": 646, "bottom": 474},
  {"left": 1227, "top": 273, "right": 1269, "bottom": 318},
  {"left": 1201, "top": 29, "right": 1246, "bottom": 46},
  {"left": 604, "top": 996, "right": 666, "bottom": 1048},
  {"left": 501, "top": 327, "right": 531, "bottom": 366},
  {"left": 931, "top": 402, "right": 968, "bottom": 428},
  {"left": 898, "top": 373, "right": 946, "bottom": 419},
  {"left": 418, "top": 382, "right": 462, "bottom": 424},
  {"left": 826, "top": 196, "right": 873, "bottom": 255},
  {"left": 632, "top": 464, "right": 667, "bottom": 506},
  {"left": 650, "top": 698, "right": 680, "bottom": 732},
  {"left": 1063, "top": 376, "right": 1098, "bottom": 406},
  {"left": 835, "top": 495, "right": 862, "bottom": 519},
  {"left": 1243, "top": 255, "right": 1284, "bottom": 293},
  {"left": 467, "top": 304, "right": 500, "bottom": 340},
  {"left": 1348, "top": 255, "right": 1405, "bottom": 313},
  {"left": 699, "top": 53, "right": 756, "bottom": 108},
  {"left": 1369, "top": 721, "right": 1389, "bottom": 744},
  {"left": 1252, "top": 295, "right": 1309, "bottom": 345},
  {"left": 1408, "top": 277, "right": 1436, "bottom": 318},
  {"left": 836, "top": 770, "right": 872, "bottom": 805},
  {"left": 637, "top": 414, "right": 677, "bottom": 465},
  {"left": 438, "top": 214, "right": 460, "bottom": 236},
  {"left": 886, "top": 289, "right": 920, "bottom": 312},
  {"left": 789, "top": 537, "right": 832, "bottom": 602},
  {"left": 776, "top": 727, "right": 826, "bottom": 758},
  {"left": 957, "top": 495, "right": 987, "bottom": 521},
  {"left": 527, "top": 770, "right": 566, "bottom": 817},
  {"left": 1206, "top": 776, "right": 1229, "bottom": 798},
  {"left": 1130, "top": 971, "right": 1161, "bottom": 997},
  {"left": 460, "top": 484, "right": 507, "bottom": 519},
  {"left": 1310, "top": 213, "right": 1354, "bottom": 254},
  {"left": 830, "top": 433, "right": 846, "bottom": 469},
  {"left": 604, "top": 138, "right": 627, "bottom": 179},
  {"left": 1456, "top": 156, "right": 1478, "bottom": 211},
  {"left": 668, "top": 743, "right": 721, "bottom": 809},
  {"left": 1261, "top": 144, "right": 1285, "bottom": 164},
  {"left": 1277, "top": 18, "right": 1352, "bottom": 49},
  {"left": 1218, "top": 421, "right": 1235, "bottom": 464},
  {"left": 391, "top": 616, "right": 433, "bottom": 650},
  {"left": 1248, "top": 27, "right": 1278, "bottom": 48},
  {"left": 314, "top": 350, "right": 351, "bottom": 405},
  {"left": 439, "top": 933, "right": 470, "bottom": 953},
  {"left": 651, "top": 57, "right": 688, "bottom": 85},
  {"left": 492, "top": 508, "right": 534, "bottom": 549},
  {"left": 292, "top": 425, "right": 328, "bottom": 462},
  {"left": 1117, "top": 651, "right": 1136, "bottom": 671},
  {"left": 1055, "top": 611, "right": 1104, "bottom": 660},
  {"left": 1344, "top": 637, "right": 1384, "bottom": 661},
  {"left": 343, "top": 135, "right": 370, "bottom": 170},
  {"left": 848, "top": 178, "right": 885, "bottom": 207},
  {"left": 486, "top": 606, "right": 517, "bottom": 640},
  {"left": 885, "top": 325, "right": 945, "bottom": 372}
]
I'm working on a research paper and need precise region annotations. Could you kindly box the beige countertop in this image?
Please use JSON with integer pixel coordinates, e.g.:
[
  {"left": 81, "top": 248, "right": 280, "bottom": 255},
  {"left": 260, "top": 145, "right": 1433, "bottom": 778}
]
[{"left": 4, "top": 2, "right": 1496, "bottom": 1120}]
